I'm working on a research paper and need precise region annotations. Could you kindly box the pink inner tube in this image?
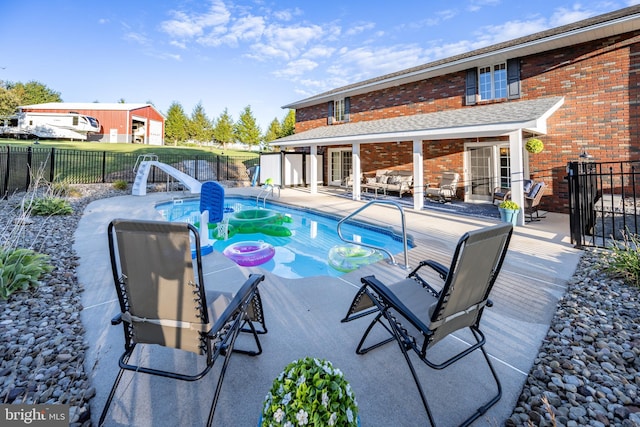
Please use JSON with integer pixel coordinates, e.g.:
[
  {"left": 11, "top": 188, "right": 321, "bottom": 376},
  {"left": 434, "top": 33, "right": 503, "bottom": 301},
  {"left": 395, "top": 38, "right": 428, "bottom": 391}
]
[{"left": 223, "top": 241, "right": 275, "bottom": 266}]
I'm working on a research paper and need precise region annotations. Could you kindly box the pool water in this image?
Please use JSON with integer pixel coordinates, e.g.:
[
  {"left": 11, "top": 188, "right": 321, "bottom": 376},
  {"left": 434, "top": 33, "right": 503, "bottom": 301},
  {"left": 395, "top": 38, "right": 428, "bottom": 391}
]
[{"left": 156, "top": 197, "right": 412, "bottom": 279}]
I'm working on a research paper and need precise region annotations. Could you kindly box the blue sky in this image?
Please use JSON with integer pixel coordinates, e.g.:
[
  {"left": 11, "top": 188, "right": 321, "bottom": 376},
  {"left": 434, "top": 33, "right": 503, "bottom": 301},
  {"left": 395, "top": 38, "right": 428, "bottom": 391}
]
[{"left": 2, "top": 0, "right": 639, "bottom": 131}]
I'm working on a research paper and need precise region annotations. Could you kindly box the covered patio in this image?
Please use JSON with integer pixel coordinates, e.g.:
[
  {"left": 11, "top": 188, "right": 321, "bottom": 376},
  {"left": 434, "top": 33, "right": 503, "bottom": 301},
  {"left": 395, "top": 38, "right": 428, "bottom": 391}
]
[{"left": 274, "top": 96, "right": 564, "bottom": 226}]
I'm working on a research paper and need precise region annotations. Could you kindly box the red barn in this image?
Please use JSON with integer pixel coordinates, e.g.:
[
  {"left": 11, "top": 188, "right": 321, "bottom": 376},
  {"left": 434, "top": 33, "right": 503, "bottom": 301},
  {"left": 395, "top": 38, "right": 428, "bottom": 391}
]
[{"left": 19, "top": 102, "right": 165, "bottom": 144}]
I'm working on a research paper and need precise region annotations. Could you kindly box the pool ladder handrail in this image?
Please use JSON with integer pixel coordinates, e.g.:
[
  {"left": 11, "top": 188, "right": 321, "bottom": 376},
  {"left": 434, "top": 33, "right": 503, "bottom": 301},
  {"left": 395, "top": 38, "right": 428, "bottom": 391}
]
[
  {"left": 337, "top": 200, "right": 410, "bottom": 269},
  {"left": 256, "top": 184, "right": 280, "bottom": 207}
]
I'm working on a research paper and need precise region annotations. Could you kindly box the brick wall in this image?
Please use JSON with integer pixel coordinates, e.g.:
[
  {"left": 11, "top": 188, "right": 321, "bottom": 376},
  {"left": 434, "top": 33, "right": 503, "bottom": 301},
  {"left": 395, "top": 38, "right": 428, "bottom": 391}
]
[{"left": 294, "top": 31, "right": 640, "bottom": 213}]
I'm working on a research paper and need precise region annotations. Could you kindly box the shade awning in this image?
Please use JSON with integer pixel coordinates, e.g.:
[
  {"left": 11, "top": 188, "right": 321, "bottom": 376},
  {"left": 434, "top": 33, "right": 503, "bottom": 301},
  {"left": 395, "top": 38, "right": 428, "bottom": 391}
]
[{"left": 272, "top": 97, "right": 564, "bottom": 147}]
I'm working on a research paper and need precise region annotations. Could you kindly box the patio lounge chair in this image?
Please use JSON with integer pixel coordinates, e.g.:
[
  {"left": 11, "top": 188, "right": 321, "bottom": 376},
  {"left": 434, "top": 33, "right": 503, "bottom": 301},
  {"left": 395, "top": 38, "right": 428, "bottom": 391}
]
[
  {"left": 425, "top": 171, "right": 459, "bottom": 202},
  {"left": 342, "top": 223, "right": 513, "bottom": 427},
  {"left": 492, "top": 179, "right": 534, "bottom": 204},
  {"left": 99, "top": 219, "right": 267, "bottom": 427},
  {"left": 524, "top": 181, "right": 546, "bottom": 221}
]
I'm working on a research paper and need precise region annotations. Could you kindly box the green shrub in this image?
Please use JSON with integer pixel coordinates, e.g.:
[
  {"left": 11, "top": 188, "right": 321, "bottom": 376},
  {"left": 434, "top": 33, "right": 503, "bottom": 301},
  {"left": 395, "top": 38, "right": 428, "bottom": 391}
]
[
  {"left": 30, "top": 196, "right": 73, "bottom": 216},
  {"left": 525, "top": 138, "right": 544, "bottom": 154},
  {"left": 0, "top": 247, "right": 53, "bottom": 300},
  {"left": 112, "top": 180, "right": 128, "bottom": 191},
  {"left": 606, "top": 231, "right": 640, "bottom": 287}
]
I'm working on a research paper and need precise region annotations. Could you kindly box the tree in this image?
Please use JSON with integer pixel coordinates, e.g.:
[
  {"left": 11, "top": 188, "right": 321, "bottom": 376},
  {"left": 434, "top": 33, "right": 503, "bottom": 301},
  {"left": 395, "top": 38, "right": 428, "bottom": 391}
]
[
  {"left": 280, "top": 109, "right": 295, "bottom": 137},
  {"left": 164, "top": 101, "right": 189, "bottom": 145},
  {"left": 0, "top": 87, "right": 20, "bottom": 117},
  {"left": 264, "top": 117, "right": 282, "bottom": 143},
  {"left": 5, "top": 80, "right": 62, "bottom": 105},
  {"left": 188, "top": 102, "right": 214, "bottom": 144},
  {"left": 234, "top": 105, "right": 262, "bottom": 146},
  {"left": 212, "top": 108, "right": 235, "bottom": 148}
]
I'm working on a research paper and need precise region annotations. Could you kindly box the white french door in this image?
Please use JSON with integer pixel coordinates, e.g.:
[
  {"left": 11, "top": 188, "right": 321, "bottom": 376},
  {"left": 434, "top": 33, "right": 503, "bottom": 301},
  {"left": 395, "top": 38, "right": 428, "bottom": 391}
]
[
  {"left": 328, "top": 148, "right": 352, "bottom": 186},
  {"left": 464, "top": 143, "right": 510, "bottom": 202}
]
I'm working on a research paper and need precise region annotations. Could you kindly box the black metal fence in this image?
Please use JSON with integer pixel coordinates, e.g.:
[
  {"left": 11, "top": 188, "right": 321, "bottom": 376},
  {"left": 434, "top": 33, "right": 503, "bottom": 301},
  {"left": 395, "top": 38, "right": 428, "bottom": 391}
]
[
  {"left": 0, "top": 145, "right": 260, "bottom": 199},
  {"left": 567, "top": 160, "right": 640, "bottom": 247}
]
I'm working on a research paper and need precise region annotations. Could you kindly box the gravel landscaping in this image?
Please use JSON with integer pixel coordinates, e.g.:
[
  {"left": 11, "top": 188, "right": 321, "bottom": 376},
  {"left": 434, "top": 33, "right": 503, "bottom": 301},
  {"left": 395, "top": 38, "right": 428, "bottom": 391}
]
[{"left": 0, "top": 184, "right": 638, "bottom": 426}]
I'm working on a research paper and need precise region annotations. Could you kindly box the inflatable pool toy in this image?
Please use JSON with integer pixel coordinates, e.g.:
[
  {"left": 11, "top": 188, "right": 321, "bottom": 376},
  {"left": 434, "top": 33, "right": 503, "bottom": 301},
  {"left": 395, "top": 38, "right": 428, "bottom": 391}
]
[
  {"left": 223, "top": 241, "right": 275, "bottom": 266},
  {"left": 328, "top": 244, "right": 384, "bottom": 272},
  {"left": 227, "top": 209, "right": 292, "bottom": 235}
]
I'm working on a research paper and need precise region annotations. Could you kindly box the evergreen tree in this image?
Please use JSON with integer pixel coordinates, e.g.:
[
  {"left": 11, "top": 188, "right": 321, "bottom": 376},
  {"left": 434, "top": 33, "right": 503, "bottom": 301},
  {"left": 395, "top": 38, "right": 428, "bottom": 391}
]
[
  {"left": 164, "top": 101, "right": 189, "bottom": 145},
  {"left": 280, "top": 109, "right": 295, "bottom": 137},
  {"left": 234, "top": 105, "right": 262, "bottom": 146},
  {"left": 212, "top": 108, "right": 235, "bottom": 149},
  {"left": 264, "top": 117, "right": 282, "bottom": 143},
  {"left": 189, "top": 102, "right": 214, "bottom": 144}
]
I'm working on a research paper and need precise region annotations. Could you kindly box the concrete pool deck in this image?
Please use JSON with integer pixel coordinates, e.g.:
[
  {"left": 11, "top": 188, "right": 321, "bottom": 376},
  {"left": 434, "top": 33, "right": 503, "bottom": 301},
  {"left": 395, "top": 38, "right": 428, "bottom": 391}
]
[{"left": 75, "top": 187, "right": 582, "bottom": 427}]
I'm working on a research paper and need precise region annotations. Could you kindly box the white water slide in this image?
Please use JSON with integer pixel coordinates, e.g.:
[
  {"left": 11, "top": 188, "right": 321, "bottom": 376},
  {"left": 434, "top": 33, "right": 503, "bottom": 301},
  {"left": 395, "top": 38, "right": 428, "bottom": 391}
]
[{"left": 132, "top": 158, "right": 202, "bottom": 196}]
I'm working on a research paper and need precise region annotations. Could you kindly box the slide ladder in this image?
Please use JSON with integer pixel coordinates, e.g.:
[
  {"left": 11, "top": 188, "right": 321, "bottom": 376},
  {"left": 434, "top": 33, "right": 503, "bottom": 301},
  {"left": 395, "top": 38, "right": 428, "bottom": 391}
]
[{"left": 132, "top": 156, "right": 202, "bottom": 196}]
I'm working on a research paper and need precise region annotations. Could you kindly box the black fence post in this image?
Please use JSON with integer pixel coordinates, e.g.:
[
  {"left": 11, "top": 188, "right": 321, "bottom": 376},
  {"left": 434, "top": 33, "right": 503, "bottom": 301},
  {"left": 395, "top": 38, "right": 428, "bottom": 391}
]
[
  {"left": 195, "top": 156, "right": 199, "bottom": 180},
  {"left": 26, "top": 146, "right": 33, "bottom": 190},
  {"left": 102, "top": 151, "right": 107, "bottom": 183},
  {"left": 49, "top": 147, "right": 56, "bottom": 182},
  {"left": 2, "top": 146, "right": 9, "bottom": 200}
]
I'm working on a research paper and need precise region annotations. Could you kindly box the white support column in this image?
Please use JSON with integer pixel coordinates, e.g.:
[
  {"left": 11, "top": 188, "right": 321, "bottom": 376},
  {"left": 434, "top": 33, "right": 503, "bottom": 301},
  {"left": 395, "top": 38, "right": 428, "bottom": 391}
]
[
  {"left": 508, "top": 131, "right": 525, "bottom": 226},
  {"left": 413, "top": 139, "right": 424, "bottom": 210},
  {"left": 309, "top": 145, "right": 318, "bottom": 194},
  {"left": 352, "top": 143, "right": 361, "bottom": 201}
]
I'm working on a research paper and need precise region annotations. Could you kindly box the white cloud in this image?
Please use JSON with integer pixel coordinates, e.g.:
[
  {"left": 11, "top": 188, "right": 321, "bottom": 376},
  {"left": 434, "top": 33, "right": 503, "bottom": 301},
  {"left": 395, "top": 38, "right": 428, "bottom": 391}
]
[
  {"left": 345, "top": 22, "right": 375, "bottom": 36},
  {"left": 160, "top": 0, "right": 231, "bottom": 39},
  {"left": 124, "top": 32, "right": 150, "bottom": 46},
  {"left": 472, "top": 18, "right": 548, "bottom": 47},
  {"left": 549, "top": 6, "right": 595, "bottom": 27},
  {"left": 302, "top": 45, "right": 336, "bottom": 59},
  {"left": 98, "top": 18, "right": 109, "bottom": 25},
  {"left": 253, "top": 24, "right": 325, "bottom": 60},
  {"left": 273, "top": 58, "right": 318, "bottom": 77}
]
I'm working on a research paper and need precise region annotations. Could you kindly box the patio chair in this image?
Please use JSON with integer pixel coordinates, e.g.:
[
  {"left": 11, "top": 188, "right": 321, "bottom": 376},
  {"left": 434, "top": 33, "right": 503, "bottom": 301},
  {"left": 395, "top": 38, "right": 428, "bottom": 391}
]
[
  {"left": 342, "top": 223, "right": 513, "bottom": 427},
  {"left": 425, "top": 171, "right": 459, "bottom": 202},
  {"left": 492, "top": 179, "right": 534, "bottom": 204},
  {"left": 524, "top": 181, "right": 546, "bottom": 221},
  {"left": 99, "top": 219, "right": 267, "bottom": 427}
]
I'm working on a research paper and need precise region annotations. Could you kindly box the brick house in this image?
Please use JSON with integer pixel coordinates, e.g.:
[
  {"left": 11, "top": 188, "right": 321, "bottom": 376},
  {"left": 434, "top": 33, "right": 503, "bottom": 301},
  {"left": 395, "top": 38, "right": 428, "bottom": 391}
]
[{"left": 273, "top": 5, "right": 640, "bottom": 223}]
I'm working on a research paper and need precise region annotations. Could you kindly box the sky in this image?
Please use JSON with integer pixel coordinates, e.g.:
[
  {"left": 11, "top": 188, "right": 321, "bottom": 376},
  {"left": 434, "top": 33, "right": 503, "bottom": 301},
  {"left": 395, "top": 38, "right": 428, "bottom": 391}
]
[{"left": 2, "top": 0, "right": 640, "bottom": 131}]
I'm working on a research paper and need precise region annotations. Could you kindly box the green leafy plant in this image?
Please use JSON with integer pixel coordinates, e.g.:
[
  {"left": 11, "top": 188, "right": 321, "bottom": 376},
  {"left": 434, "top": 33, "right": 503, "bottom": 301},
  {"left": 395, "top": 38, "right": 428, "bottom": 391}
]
[
  {"left": 499, "top": 200, "right": 520, "bottom": 210},
  {"left": 112, "top": 179, "right": 128, "bottom": 191},
  {"left": 261, "top": 357, "right": 359, "bottom": 427},
  {"left": 0, "top": 247, "right": 53, "bottom": 300},
  {"left": 525, "top": 138, "right": 544, "bottom": 154},
  {"left": 606, "top": 230, "right": 640, "bottom": 287},
  {"left": 30, "top": 196, "right": 73, "bottom": 216}
]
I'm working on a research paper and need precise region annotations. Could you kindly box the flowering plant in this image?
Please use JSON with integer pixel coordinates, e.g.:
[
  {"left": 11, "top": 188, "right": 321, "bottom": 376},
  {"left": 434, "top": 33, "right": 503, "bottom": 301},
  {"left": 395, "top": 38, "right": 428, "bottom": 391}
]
[
  {"left": 525, "top": 138, "right": 544, "bottom": 154},
  {"left": 260, "top": 357, "right": 359, "bottom": 426}
]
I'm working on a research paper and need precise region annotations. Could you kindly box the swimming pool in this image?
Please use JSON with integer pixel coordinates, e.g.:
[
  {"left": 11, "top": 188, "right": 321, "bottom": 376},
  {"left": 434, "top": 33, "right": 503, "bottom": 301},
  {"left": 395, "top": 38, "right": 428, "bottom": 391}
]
[{"left": 155, "top": 197, "right": 412, "bottom": 279}]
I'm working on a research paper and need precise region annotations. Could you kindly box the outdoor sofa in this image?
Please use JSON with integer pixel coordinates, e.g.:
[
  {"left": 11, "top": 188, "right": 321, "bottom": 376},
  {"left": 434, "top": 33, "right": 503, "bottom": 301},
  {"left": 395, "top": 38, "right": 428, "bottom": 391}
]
[{"left": 361, "top": 170, "right": 413, "bottom": 197}]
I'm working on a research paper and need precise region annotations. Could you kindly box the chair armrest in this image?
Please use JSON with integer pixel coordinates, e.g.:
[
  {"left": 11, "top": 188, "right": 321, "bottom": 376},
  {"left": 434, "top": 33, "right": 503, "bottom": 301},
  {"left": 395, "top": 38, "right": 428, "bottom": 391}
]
[
  {"left": 422, "top": 260, "right": 449, "bottom": 279},
  {"left": 111, "top": 313, "right": 123, "bottom": 325}
]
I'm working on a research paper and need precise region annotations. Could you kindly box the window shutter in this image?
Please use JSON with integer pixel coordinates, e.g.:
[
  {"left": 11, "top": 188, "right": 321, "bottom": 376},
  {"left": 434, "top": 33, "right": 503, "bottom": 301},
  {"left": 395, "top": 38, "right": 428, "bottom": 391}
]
[
  {"left": 465, "top": 68, "right": 477, "bottom": 105},
  {"left": 344, "top": 97, "right": 351, "bottom": 122},
  {"left": 327, "top": 101, "right": 334, "bottom": 125},
  {"left": 507, "top": 58, "right": 521, "bottom": 99}
]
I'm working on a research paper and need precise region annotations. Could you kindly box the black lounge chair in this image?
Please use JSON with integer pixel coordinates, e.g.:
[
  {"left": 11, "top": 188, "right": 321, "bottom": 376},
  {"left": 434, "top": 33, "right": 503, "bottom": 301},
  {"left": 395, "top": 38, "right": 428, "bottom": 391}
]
[
  {"left": 342, "top": 223, "right": 513, "bottom": 427},
  {"left": 99, "top": 219, "right": 267, "bottom": 426}
]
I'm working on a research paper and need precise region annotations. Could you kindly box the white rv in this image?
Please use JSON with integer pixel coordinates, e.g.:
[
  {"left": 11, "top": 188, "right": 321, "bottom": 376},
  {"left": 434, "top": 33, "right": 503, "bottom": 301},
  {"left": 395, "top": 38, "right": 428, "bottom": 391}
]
[{"left": 0, "top": 111, "right": 101, "bottom": 140}]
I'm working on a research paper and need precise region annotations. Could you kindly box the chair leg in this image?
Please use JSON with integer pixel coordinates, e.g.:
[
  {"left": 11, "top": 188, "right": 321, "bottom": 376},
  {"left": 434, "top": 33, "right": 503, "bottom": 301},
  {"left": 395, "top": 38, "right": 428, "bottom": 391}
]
[
  {"left": 234, "top": 317, "right": 263, "bottom": 356},
  {"left": 355, "top": 312, "right": 396, "bottom": 355},
  {"left": 99, "top": 347, "right": 135, "bottom": 427}
]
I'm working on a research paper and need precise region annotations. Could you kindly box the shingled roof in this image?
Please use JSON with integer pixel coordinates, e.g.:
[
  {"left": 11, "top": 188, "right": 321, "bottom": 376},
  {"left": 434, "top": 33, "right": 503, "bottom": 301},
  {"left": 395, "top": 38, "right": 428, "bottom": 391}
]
[{"left": 275, "top": 97, "right": 564, "bottom": 147}]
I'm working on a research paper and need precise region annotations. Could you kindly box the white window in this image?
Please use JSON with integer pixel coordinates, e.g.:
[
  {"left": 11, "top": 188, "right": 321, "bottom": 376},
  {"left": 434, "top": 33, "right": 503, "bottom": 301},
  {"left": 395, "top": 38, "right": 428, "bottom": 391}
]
[
  {"left": 479, "top": 63, "right": 507, "bottom": 100},
  {"left": 334, "top": 98, "right": 345, "bottom": 122}
]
